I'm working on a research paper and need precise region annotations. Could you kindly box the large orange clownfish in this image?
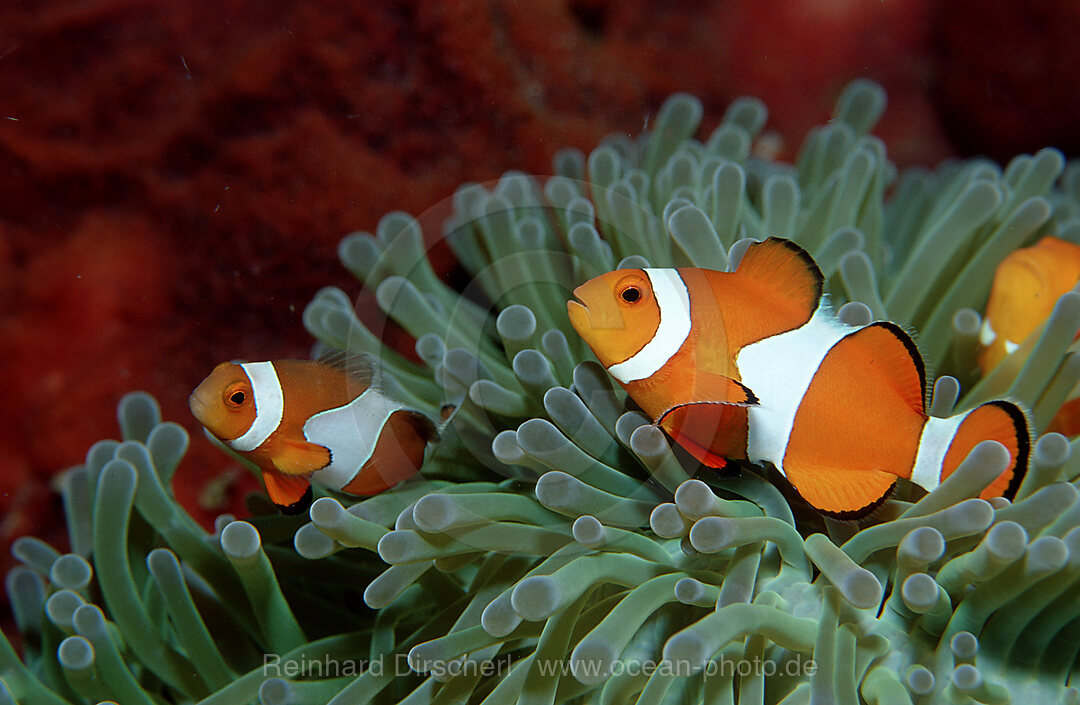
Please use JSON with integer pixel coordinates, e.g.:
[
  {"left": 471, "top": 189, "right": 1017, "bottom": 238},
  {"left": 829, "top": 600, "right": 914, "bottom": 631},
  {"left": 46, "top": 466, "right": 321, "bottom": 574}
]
[
  {"left": 978, "top": 236, "right": 1080, "bottom": 435},
  {"left": 190, "top": 354, "right": 437, "bottom": 514},
  {"left": 567, "top": 238, "right": 1030, "bottom": 518}
]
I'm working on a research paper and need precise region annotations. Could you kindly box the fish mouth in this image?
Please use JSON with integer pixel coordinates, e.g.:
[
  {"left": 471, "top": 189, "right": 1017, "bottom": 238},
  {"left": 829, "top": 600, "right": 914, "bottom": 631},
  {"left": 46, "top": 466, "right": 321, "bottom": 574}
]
[
  {"left": 188, "top": 390, "right": 212, "bottom": 428},
  {"left": 567, "top": 293, "right": 588, "bottom": 316},
  {"left": 566, "top": 292, "right": 588, "bottom": 331},
  {"left": 568, "top": 286, "right": 588, "bottom": 310},
  {"left": 188, "top": 392, "right": 203, "bottom": 417}
]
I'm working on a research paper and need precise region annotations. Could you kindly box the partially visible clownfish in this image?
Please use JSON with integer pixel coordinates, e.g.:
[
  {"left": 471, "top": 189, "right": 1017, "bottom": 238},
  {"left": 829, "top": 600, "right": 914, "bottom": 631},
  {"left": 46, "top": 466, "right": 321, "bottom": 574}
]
[
  {"left": 568, "top": 237, "right": 1030, "bottom": 518},
  {"left": 189, "top": 354, "right": 438, "bottom": 514},
  {"left": 978, "top": 236, "right": 1080, "bottom": 435}
]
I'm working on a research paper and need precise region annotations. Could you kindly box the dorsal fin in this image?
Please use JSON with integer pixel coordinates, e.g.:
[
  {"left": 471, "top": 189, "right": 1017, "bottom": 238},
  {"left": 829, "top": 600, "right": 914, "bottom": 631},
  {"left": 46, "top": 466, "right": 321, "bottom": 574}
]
[
  {"left": 317, "top": 349, "right": 377, "bottom": 388},
  {"left": 734, "top": 238, "right": 824, "bottom": 320}
]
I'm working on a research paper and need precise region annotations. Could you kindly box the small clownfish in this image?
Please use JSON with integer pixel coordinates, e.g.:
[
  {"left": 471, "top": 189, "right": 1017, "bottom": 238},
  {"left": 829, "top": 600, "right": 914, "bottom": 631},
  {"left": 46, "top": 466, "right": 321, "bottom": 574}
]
[
  {"left": 189, "top": 354, "right": 438, "bottom": 514},
  {"left": 567, "top": 237, "right": 1030, "bottom": 518},
  {"left": 978, "top": 236, "right": 1080, "bottom": 372},
  {"left": 978, "top": 236, "right": 1080, "bottom": 436}
]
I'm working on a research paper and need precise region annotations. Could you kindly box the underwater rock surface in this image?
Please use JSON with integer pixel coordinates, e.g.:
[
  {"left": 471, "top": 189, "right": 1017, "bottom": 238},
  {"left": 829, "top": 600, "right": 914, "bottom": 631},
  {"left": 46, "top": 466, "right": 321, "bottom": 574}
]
[{"left": 5, "top": 79, "right": 1080, "bottom": 703}]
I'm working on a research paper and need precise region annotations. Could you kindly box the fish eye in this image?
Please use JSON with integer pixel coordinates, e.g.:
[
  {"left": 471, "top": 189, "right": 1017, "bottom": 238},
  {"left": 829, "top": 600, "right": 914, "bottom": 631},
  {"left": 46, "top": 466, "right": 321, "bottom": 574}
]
[
  {"left": 224, "top": 385, "right": 248, "bottom": 408},
  {"left": 620, "top": 286, "right": 642, "bottom": 304}
]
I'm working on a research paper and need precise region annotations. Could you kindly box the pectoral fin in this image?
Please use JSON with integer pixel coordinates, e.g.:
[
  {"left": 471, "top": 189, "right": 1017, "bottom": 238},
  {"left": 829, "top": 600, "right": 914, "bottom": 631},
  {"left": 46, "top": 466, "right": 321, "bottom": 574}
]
[
  {"left": 272, "top": 440, "right": 332, "bottom": 475},
  {"left": 665, "top": 425, "right": 732, "bottom": 470},
  {"left": 262, "top": 471, "right": 314, "bottom": 515},
  {"left": 658, "top": 402, "right": 750, "bottom": 470},
  {"left": 655, "top": 375, "right": 758, "bottom": 423}
]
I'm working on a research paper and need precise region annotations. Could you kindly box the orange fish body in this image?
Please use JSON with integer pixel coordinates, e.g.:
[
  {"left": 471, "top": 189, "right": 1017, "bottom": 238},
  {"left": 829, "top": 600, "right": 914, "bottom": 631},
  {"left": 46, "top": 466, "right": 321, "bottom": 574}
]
[
  {"left": 568, "top": 238, "right": 1029, "bottom": 518},
  {"left": 979, "top": 236, "right": 1080, "bottom": 371},
  {"left": 190, "top": 355, "right": 436, "bottom": 513},
  {"left": 978, "top": 236, "right": 1080, "bottom": 435}
]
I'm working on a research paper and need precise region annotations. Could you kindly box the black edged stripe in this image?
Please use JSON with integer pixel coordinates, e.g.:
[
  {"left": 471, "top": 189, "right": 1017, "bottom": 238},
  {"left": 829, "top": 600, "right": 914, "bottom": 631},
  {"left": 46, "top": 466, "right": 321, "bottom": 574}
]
[{"left": 986, "top": 400, "right": 1031, "bottom": 501}]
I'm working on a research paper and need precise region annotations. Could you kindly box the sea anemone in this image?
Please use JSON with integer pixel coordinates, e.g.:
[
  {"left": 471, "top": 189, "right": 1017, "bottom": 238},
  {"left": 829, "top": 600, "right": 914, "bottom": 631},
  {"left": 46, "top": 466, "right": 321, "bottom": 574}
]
[{"left": 5, "top": 79, "right": 1080, "bottom": 705}]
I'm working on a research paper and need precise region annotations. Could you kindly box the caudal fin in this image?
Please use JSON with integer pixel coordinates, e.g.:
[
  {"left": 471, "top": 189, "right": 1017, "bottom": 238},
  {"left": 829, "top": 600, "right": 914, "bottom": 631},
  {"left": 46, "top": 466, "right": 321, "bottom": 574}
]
[{"left": 940, "top": 400, "right": 1030, "bottom": 500}]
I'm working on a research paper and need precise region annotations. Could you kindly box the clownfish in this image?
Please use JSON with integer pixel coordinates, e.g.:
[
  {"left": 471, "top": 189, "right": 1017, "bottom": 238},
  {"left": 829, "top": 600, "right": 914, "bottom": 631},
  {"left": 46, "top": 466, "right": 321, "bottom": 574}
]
[
  {"left": 567, "top": 238, "right": 1030, "bottom": 518},
  {"left": 979, "top": 236, "right": 1080, "bottom": 371},
  {"left": 978, "top": 236, "right": 1080, "bottom": 435},
  {"left": 189, "top": 354, "right": 437, "bottom": 514}
]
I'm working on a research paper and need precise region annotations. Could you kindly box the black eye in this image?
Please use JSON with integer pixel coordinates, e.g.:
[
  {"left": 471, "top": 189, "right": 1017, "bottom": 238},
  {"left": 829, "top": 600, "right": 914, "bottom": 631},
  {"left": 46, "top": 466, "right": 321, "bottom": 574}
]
[
  {"left": 229, "top": 391, "right": 246, "bottom": 405},
  {"left": 621, "top": 286, "right": 641, "bottom": 303}
]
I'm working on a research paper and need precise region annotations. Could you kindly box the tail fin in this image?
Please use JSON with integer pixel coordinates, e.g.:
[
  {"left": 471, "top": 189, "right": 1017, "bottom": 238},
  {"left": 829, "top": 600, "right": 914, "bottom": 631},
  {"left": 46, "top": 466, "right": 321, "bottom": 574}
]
[{"left": 941, "top": 400, "right": 1030, "bottom": 500}]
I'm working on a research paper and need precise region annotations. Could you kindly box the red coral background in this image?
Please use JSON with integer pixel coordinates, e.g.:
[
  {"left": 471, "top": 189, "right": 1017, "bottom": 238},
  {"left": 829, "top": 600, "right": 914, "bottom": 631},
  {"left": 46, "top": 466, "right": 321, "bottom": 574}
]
[{"left": 1, "top": 0, "right": 1078, "bottom": 633}]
